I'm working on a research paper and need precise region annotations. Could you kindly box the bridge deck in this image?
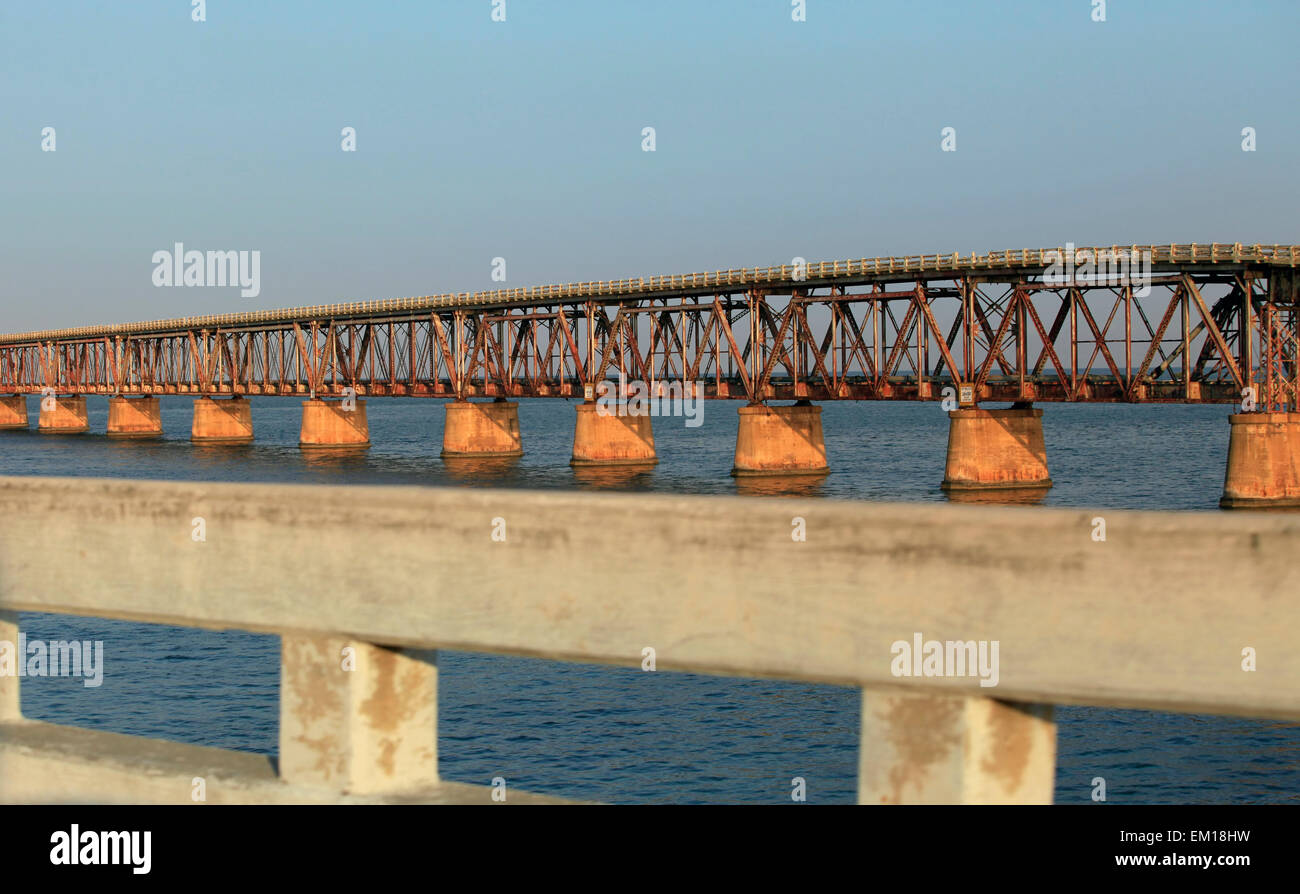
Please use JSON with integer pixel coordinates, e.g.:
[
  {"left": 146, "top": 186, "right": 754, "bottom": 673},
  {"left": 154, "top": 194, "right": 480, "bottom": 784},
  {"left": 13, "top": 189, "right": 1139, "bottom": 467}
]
[
  {"left": 3, "top": 242, "right": 1296, "bottom": 344},
  {"left": 2, "top": 243, "right": 1296, "bottom": 408}
]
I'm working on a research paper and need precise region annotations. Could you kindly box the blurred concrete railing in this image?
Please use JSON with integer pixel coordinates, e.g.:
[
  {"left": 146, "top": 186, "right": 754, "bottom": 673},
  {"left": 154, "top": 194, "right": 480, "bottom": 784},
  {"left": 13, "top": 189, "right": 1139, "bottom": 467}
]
[{"left": 1, "top": 476, "right": 1297, "bottom": 804}]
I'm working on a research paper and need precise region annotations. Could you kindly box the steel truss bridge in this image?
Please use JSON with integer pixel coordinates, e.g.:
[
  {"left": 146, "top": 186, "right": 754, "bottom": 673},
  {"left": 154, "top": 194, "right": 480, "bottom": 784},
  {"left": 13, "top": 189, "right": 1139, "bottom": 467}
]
[{"left": 2, "top": 243, "right": 1297, "bottom": 411}]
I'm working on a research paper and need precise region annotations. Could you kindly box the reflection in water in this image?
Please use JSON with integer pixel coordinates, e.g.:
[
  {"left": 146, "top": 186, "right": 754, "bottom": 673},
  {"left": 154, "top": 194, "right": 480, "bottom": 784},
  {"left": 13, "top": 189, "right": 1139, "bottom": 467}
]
[
  {"left": 944, "top": 486, "right": 1049, "bottom": 506},
  {"left": 300, "top": 446, "right": 372, "bottom": 469},
  {"left": 1222, "top": 504, "right": 1300, "bottom": 515},
  {"left": 734, "top": 474, "right": 829, "bottom": 498},
  {"left": 104, "top": 437, "right": 170, "bottom": 457},
  {"left": 190, "top": 444, "right": 256, "bottom": 463},
  {"left": 571, "top": 463, "right": 657, "bottom": 490},
  {"left": 441, "top": 455, "right": 522, "bottom": 482}
]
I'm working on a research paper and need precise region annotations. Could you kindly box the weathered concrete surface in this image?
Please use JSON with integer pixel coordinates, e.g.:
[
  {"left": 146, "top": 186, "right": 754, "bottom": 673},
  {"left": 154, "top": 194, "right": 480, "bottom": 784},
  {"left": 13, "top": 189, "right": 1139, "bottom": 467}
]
[
  {"left": 299, "top": 399, "right": 370, "bottom": 449},
  {"left": 942, "top": 407, "right": 1051, "bottom": 491},
  {"left": 1222, "top": 412, "right": 1300, "bottom": 508},
  {"left": 37, "top": 395, "right": 88, "bottom": 434},
  {"left": 571, "top": 403, "right": 656, "bottom": 466},
  {"left": 106, "top": 396, "right": 163, "bottom": 439},
  {"left": 858, "top": 691, "right": 1055, "bottom": 804},
  {"left": 0, "top": 475, "right": 1297, "bottom": 721},
  {"left": 732, "top": 403, "right": 828, "bottom": 476},
  {"left": 279, "top": 637, "right": 436, "bottom": 794},
  {"left": 191, "top": 397, "right": 253, "bottom": 444},
  {"left": 0, "top": 720, "right": 573, "bottom": 804},
  {"left": 0, "top": 396, "right": 27, "bottom": 430},
  {"left": 0, "top": 612, "right": 17, "bottom": 720},
  {"left": 441, "top": 400, "right": 523, "bottom": 457}
]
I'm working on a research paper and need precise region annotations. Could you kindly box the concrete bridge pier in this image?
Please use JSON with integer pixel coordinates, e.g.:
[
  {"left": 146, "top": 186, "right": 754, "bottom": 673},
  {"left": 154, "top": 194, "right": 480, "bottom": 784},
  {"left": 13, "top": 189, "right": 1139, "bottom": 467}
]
[
  {"left": 299, "top": 399, "right": 370, "bottom": 449},
  {"left": 1220, "top": 412, "right": 1300, "bottom": 508},
  {"left": 441, "top": 398, "right": 523, "bottom": 457},
  {"left": 106, "top": 396, "right": 162, "bottom": 439},
  {"left": 191, "top": 396, "right": 254, "bottom": 444},
  {"left": 571, "top": 401, "right": 657, "bottom": 466},
  {"left": 37, "top": 395, "right": 88, "bottom": 434},
  {"left": 731, "top": 401, "right": 828, "bottom": 476},
  {"left": 0, "top": 396, "right": 28, "bottom": 430},
  {"left": 941, "top": 404, "right": 1052, "bottom": 493}
]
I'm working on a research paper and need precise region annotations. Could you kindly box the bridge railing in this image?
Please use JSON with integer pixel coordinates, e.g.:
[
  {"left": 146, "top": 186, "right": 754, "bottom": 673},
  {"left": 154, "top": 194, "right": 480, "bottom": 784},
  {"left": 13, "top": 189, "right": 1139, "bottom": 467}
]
[
  {"left": 3, "top": 243, "right": 1297, "bottom": 346},
  {"left": 2, "top": 476, "right": 1297, "bottom": 804}
]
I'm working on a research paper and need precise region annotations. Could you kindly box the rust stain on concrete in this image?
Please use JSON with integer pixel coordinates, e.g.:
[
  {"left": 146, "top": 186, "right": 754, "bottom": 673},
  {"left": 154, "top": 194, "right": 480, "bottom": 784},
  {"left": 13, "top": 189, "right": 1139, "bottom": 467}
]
[
  {"left": 281, "top": 637, "right": 347, "bottom": 782},
  {"left": 282, "top": 638, "right": 336, "bottom": 725},
  {"left": 293, "top": 732, "right": 344, "bottom": 782},
  {"left": 375, "top": 737, "right": 398, "bottom": 778},
  {"left": 980, "top": 702, "right": 1043, "bottom": 797},
  {"left": 359, "top": 648, "right": 403, "bottom": 734},
  {"left": 881, "top": 695, "right": 961, "bottom": 803}
]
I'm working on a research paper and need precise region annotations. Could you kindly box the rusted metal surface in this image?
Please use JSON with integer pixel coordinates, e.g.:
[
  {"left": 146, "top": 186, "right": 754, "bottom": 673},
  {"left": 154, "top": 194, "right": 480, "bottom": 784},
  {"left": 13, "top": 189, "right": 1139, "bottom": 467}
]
[{"left": 0, "top": 244, "right": 1296, "bottom": 411}]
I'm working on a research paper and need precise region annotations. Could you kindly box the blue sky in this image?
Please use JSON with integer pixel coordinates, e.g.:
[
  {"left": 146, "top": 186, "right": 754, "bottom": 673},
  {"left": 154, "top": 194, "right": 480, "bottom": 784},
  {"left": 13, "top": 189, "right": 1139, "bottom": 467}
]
[{"left": 1, "top": 0, "right": 1296, "bottom": 332}]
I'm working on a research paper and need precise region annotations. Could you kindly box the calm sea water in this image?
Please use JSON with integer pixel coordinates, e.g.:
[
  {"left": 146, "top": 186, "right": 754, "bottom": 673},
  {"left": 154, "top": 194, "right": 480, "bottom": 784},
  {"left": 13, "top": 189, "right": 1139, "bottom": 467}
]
[{"left": 10, "top": 396, "right": 1300, "bottom": 803}]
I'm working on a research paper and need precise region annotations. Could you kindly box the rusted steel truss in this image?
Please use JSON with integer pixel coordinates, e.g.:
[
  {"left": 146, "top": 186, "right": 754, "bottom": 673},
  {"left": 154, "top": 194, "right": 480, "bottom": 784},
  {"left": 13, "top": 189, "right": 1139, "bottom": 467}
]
[{"left": 2, "top": 255, "right": 1297, "bottom": 411}]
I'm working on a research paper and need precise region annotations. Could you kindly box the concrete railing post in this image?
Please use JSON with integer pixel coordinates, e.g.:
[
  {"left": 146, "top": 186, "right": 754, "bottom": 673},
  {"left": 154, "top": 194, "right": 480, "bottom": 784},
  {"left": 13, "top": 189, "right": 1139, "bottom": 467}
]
[
  {"left": 858, "top": 690, "right": 1056, "bottom": 804},
  {"left": 279, "top": 636, "right": 438, "bottom": 795},
  {"left": 0, "top": 611, "right": 19, "bottom": 720}
]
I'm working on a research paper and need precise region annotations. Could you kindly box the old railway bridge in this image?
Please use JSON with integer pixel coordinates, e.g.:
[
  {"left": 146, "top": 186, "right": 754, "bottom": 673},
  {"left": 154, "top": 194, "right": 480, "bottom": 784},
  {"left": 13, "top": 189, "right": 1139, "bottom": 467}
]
[{"left": 1, "top": 243, "right": 1297, "bottom": 507}]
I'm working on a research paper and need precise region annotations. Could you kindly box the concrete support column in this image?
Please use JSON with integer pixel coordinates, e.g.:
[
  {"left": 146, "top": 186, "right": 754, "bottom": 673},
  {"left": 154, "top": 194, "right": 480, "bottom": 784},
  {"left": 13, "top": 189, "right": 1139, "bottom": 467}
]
[
  {"left": 0, "top": 611, "right": 19, "bottom": 720},
  {"left": 858, "top": 690, "right": 1056, "bottom": 804},
  {"left": 0, "top": 396, "right": 28, "bottom": 430},
  {"left": 279, "top": 636, "right": 438, "bottom": 795},
  {"left": 299, "top": 399, "right": 370, "bottom": 449},
  {"left": 941, "top": 406, "right": 1051, "bottom": 492},
  {"left": 191, "top": 397, "right": 253, "bottom": 444},
  {"left": 441, "top": 399, "right": 523, "bottom": 458},
  {"left": 731, "top": 402, "right": 828, "bottom": 476},
  {"left": 571, "top": 402, "right": 657, "bottom": 466},
  {"left": 37, "top": 395, "right": 88, "bottom": 434},
  {"left": 106, "top": 396, "right": 163, "bottom": 439},
  {"left": 1220, "top": 412, "right": 1300, "bottom": 508}
]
